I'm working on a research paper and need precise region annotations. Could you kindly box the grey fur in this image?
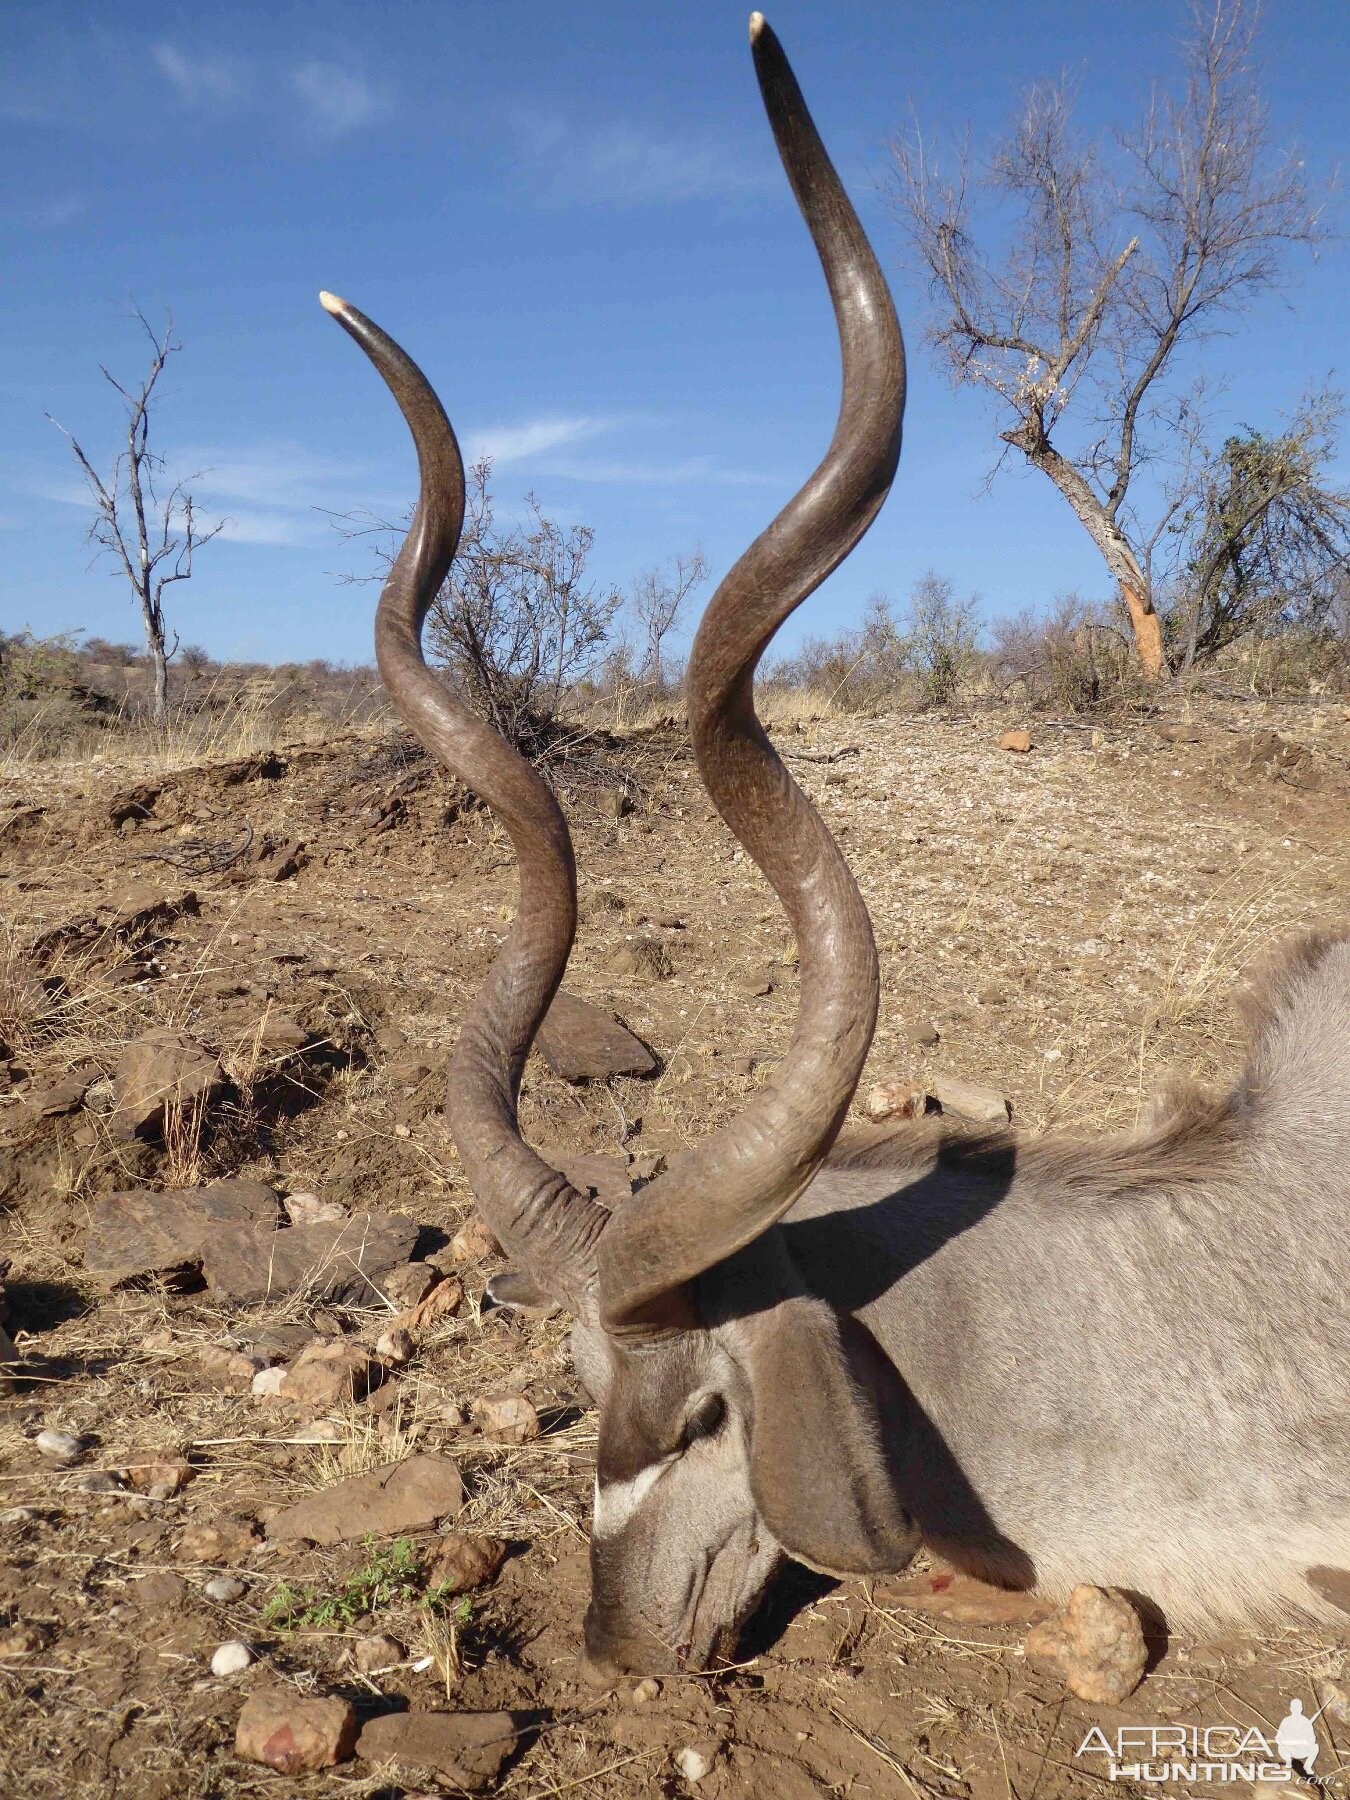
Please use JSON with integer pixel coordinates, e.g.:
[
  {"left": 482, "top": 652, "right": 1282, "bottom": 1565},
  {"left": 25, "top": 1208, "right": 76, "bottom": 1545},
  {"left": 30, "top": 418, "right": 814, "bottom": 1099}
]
[{"left": 576, "top": 930, "right": 1350, "bottom": 1675}]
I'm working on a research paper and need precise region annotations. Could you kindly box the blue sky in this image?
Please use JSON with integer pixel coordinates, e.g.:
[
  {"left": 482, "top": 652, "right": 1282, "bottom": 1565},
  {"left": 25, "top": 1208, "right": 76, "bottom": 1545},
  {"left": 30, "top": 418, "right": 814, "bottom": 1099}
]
[{"left": 2, "top": 0, "right": 1345, "bottom": 668}]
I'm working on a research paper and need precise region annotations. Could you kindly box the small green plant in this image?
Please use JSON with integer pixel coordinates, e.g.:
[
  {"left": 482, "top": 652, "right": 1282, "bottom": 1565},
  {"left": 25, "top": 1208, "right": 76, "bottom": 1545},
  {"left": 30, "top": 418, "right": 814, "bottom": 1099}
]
[
  {"left": 262, "top": 1537, "right": 474, "bottom": 1634},
  {"left": 263, "top": 1535, "right": 421, "bottom": 1630}
]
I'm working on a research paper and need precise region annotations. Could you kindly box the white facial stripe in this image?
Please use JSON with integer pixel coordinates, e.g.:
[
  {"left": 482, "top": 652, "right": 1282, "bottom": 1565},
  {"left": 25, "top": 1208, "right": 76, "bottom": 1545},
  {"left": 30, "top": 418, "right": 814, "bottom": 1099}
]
[{"left": 593, "top": 1460, "right": 674, "bottom": 1538}]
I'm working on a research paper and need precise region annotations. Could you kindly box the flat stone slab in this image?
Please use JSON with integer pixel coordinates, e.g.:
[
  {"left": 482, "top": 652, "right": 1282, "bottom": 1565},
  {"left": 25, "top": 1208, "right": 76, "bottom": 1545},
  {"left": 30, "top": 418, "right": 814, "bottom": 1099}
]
[
  {"left": 265, "top": 1454, "right": 464, "bottom": 1546},
  {"left": 535, "top": 991, "right": 656, "bottom": 1083},
  {"left": 84, "top": 1182, "right": 283, "bottom": 1283},
  {"left": 201, "top": 1211, "right": 419, "bottom": 1303},
  {"left": 356, "top": 1709, "right": 516, "bottom": 1791},
  {"left": 111, "top": 1029, "right": 223, "bottom": 1138}
]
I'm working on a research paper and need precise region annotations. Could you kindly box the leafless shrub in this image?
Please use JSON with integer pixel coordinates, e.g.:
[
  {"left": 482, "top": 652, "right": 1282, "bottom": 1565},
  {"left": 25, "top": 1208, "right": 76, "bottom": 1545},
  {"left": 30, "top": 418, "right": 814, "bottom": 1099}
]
[
  {"left": 990, "top": 595, "right": 1138, "bottom": 711},
  {"left": 906, "top": 570, "right": 981, "bottom": 707},
  {"left": 424, "top": 460, "right": 620, "bottom": 754}
]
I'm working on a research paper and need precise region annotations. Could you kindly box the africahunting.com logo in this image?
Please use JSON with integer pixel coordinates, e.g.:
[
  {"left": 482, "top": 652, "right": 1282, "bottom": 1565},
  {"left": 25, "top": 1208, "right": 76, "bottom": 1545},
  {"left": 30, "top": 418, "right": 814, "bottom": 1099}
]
[{"left": 1076, "top": 1699, "right": 1328, "bottom": 1784}]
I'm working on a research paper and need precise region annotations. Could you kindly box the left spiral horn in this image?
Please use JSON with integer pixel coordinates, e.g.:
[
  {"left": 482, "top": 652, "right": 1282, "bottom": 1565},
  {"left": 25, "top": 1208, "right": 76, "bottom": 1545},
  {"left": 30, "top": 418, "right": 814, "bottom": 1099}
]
[{"left": 320, "top": 291, "right": 609, "bottom": 1311}]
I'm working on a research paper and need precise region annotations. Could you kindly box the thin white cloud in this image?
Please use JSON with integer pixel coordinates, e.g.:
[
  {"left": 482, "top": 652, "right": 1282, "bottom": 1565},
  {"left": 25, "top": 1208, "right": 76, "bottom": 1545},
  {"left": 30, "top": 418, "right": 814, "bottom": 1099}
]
[
  {"left": 510, "top": 107, "right": 776, "bottom": 206},
  {"left": 185, "top": 444, "right": 366, "bottom": 508},
  {"left": 23, "top": 444, "right": 380, "bottom": 552},
  {"left": 463, "top": 415, "right": 616, "bottom": 468},
  {"left": 214, "top": 509, "right": 326, "bottom": 548},
  {"left": 291, "top": 62, "right": 383, "bottom": 138},
  {"left": 188, "top": 442, "right": 386, "bottom": 545},
  {"left": 7, "top": 194, "right": 86, "bottom": 228},
  {"left": 152, "top": 43, "right": 243, "bottom": 108}
]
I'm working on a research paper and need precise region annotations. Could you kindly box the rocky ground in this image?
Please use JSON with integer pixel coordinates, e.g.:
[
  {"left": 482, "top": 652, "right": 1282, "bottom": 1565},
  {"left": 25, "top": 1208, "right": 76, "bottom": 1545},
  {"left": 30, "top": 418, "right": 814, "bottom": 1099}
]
[{"left": 0, "top": 696, "right": 1347, "bottom": 1799}]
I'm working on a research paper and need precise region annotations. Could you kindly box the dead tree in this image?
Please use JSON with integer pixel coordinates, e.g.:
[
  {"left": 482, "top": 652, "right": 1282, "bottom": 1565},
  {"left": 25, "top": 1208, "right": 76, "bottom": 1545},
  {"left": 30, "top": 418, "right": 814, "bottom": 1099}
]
[
  {"left": 890, "top": 1, "right": 1326, "bottom": 677},
  {"left": 631, "top": 549, "right": 709, "bottom": 691},
  {"left": 48, "top": 310, "right": 222, "bottom": 726}
]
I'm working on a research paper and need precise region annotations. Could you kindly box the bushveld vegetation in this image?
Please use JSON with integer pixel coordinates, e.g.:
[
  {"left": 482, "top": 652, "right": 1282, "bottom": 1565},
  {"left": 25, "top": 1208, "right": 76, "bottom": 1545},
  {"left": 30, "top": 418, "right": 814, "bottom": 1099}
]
[{"left": 7, "top": 550, "right": 1346, "bottom": 773}]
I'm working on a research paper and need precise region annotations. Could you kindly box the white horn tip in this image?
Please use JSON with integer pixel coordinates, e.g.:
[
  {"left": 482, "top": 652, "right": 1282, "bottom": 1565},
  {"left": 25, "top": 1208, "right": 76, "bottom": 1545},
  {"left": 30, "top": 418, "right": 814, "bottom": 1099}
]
[
  {"left": 749, "top": 11, "right": 765, "bottom": 42},
  {"left": 318, "top": 289, "right": 347, "bottom": 315}
]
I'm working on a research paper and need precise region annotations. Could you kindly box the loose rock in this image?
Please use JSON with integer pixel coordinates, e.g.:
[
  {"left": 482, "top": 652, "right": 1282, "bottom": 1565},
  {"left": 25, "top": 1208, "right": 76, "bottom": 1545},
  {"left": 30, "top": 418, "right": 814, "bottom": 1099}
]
[
  {"left": 907, "top": 1020, "right": 941, "bottom": 1048},
  {"left": 211, "top": 1640, "right": 254, "bottom": 1676},
  {"left": 283, "top": 1192, "right": 346, "bottom": 1225},
  {"left": 676, "top": 1742, "right": 719, "bottom": 1783},
  {"left": 294, "top": 1417, "right": 344, "bottom": 1443},
  {"left": 553, "top": 1151, "right": 633, "bottom": 1205},
  {"left": 35, "top": 1429, "right": 84, "bottom": 1466},
  {"left": 425, "top": 1531, "right": 507, "bottom": 1595},
  {"left": 398, "top": 1274, "right": 464, "bottom": 1334},
  {"left": 281, "top": 1341, "right": 381, "bottom": 1408},
  {"left": 374, "top": 1327, "right": 414, "bottom": 1365},
  {"left": 27, "top": 1069, "right": 93, "bottom": 1118},
  {"left": 71, "top": 1470, "right": 125, "bottom": 1495},
  {"left": 253, "top": 1011, "right": 308, "bottom": 1053},
  {"left": 472, "top": 1391, "right": 540, "bottom": 1445},
  {"left": 449, "top": 1218, "right": 500, "bottom": 1264},
  {"left": 130, "top": 1572, "right": 187, "bottom": 1609},
  {"left": 202, "top": 1210, "right": 419, "bottom": 1305},
  {"left": 235, "top": 1688, "right": 358, "bottom": 1773},
  {"left": 1023, "top": 1583, "right": 1147, "bottom": 1704},
  {"left": 535, "top": 991, "right": 657, "bottom": 1083},
  {"left": 198, "top": 1345, "right": 266, "bottom": 1391},
  {"left": 607, "top": 937, "right": 675, "bottom": 981},
  {"left": 265, "top": 1454, "right": 464, "bottom": 1546},
  {"left": 862, "top": 1081, "right": 928, "bottom": 1123},
  {"left": 85, "top": 1181, "right": 282, "bottom": 1284},
  {"left": 354, "top": 1632, "right": 406, "bottom": 1673},
  {"left": 204, "top": 1575, "right": 247, "bottom": 1603},
  {"left": 355, "top": 1710, "right": 516, "bottom": 1792},
  {"left": 124, "top": 1456, "right": 194, "bottom": 1498},
  {"left": 999, "top": 729, "right": 1033, "bottom": 754},
  {"left": 931, "top": 1075, "right": 1012, "bottom": 1124},
  {"left": 251, "top": 1366, "right": 289, "bottom": 1398},
  {"left": 379, "top": 1261, "right": 439, "bottom": 1311},
  {"left": 111, "top": 1030, "right": 223, "bottom": 1139},
  {"left": 176, "top": 1516, "right": 262, "bottom": 1566}
]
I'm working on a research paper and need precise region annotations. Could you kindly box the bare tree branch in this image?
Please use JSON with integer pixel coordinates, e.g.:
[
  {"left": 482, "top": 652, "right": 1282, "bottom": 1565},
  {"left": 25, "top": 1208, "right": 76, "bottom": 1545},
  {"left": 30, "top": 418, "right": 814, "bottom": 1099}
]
[
  {"left": 888, "top": 0, "right": 1330, "bottom": 677},
  {"left": 47, "top": 308, "right": 224, "bottom": 725}
]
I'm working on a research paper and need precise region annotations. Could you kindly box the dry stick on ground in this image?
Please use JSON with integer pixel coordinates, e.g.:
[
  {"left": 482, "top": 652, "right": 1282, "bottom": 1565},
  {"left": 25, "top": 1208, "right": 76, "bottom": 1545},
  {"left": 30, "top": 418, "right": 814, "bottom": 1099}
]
[
  {"left": 46, "top": 308, "right": 224, "bottom": 727},
  {"left": 889, "top": 0, "right": 1328, "bottom": 678}
]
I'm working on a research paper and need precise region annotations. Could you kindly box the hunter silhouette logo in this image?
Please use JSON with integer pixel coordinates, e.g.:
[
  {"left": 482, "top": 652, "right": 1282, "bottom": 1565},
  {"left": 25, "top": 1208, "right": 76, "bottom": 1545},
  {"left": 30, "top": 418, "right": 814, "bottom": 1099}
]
[
  {"left": 1276, "top": 1700, "right": 1321, "bottom": 1774},
  {"left": 1076, "top": 1699, "right": 1325, "bottom": 1783}
]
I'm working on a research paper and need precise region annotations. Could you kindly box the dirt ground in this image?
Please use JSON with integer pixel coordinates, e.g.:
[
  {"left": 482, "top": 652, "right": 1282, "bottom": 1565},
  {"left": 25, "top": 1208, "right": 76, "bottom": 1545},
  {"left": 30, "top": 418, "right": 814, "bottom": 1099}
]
[{"left": 1, "top": 694, "right": 1348, "bottom": 1799}]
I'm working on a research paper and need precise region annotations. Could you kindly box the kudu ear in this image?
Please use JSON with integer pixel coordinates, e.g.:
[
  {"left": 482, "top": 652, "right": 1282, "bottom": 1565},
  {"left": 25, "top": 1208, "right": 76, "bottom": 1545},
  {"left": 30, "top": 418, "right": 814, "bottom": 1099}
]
[
  {"left": 483, "top": 1268, "right": 561, "bottom": 1317},
  {"left": 737, "top": 1295, "right": 917, "bottom": 1578}
]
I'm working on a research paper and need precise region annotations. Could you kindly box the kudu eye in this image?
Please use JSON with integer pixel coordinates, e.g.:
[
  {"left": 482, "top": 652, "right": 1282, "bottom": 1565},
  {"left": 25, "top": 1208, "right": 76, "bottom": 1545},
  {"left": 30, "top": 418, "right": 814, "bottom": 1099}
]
[{"left": 681, "top": 1392, "right": 726, "bottom": 1449}]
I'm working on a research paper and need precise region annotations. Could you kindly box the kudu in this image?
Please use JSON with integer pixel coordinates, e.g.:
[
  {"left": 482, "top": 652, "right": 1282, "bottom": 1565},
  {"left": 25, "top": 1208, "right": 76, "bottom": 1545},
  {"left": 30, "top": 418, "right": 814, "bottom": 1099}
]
[{"left": 322, "top": 15, "right": 1350, "bottom": 1678}]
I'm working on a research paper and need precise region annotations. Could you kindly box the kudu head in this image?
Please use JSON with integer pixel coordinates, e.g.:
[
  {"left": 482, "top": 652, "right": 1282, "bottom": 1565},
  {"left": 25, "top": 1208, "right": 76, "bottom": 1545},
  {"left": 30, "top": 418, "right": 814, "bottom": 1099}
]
[{"left": 321, "top": 13, "right": 914, "bottom": 1677}]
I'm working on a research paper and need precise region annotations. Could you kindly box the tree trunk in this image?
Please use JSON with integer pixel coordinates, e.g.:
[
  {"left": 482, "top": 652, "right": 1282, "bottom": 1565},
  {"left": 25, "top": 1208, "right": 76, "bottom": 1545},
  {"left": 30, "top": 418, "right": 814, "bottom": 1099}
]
[
  {"left": 1118, "top": 579, "right": 1166, "bottom": 680},
  {"left": 150, "top": 642, "right": 168, "bottom": 726},
  {"left": 1015, "top": 432, "right": 1168, "bottom": 679},
  {"left": 141, "top": 590, "right": 169, "bottom": 727}
]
